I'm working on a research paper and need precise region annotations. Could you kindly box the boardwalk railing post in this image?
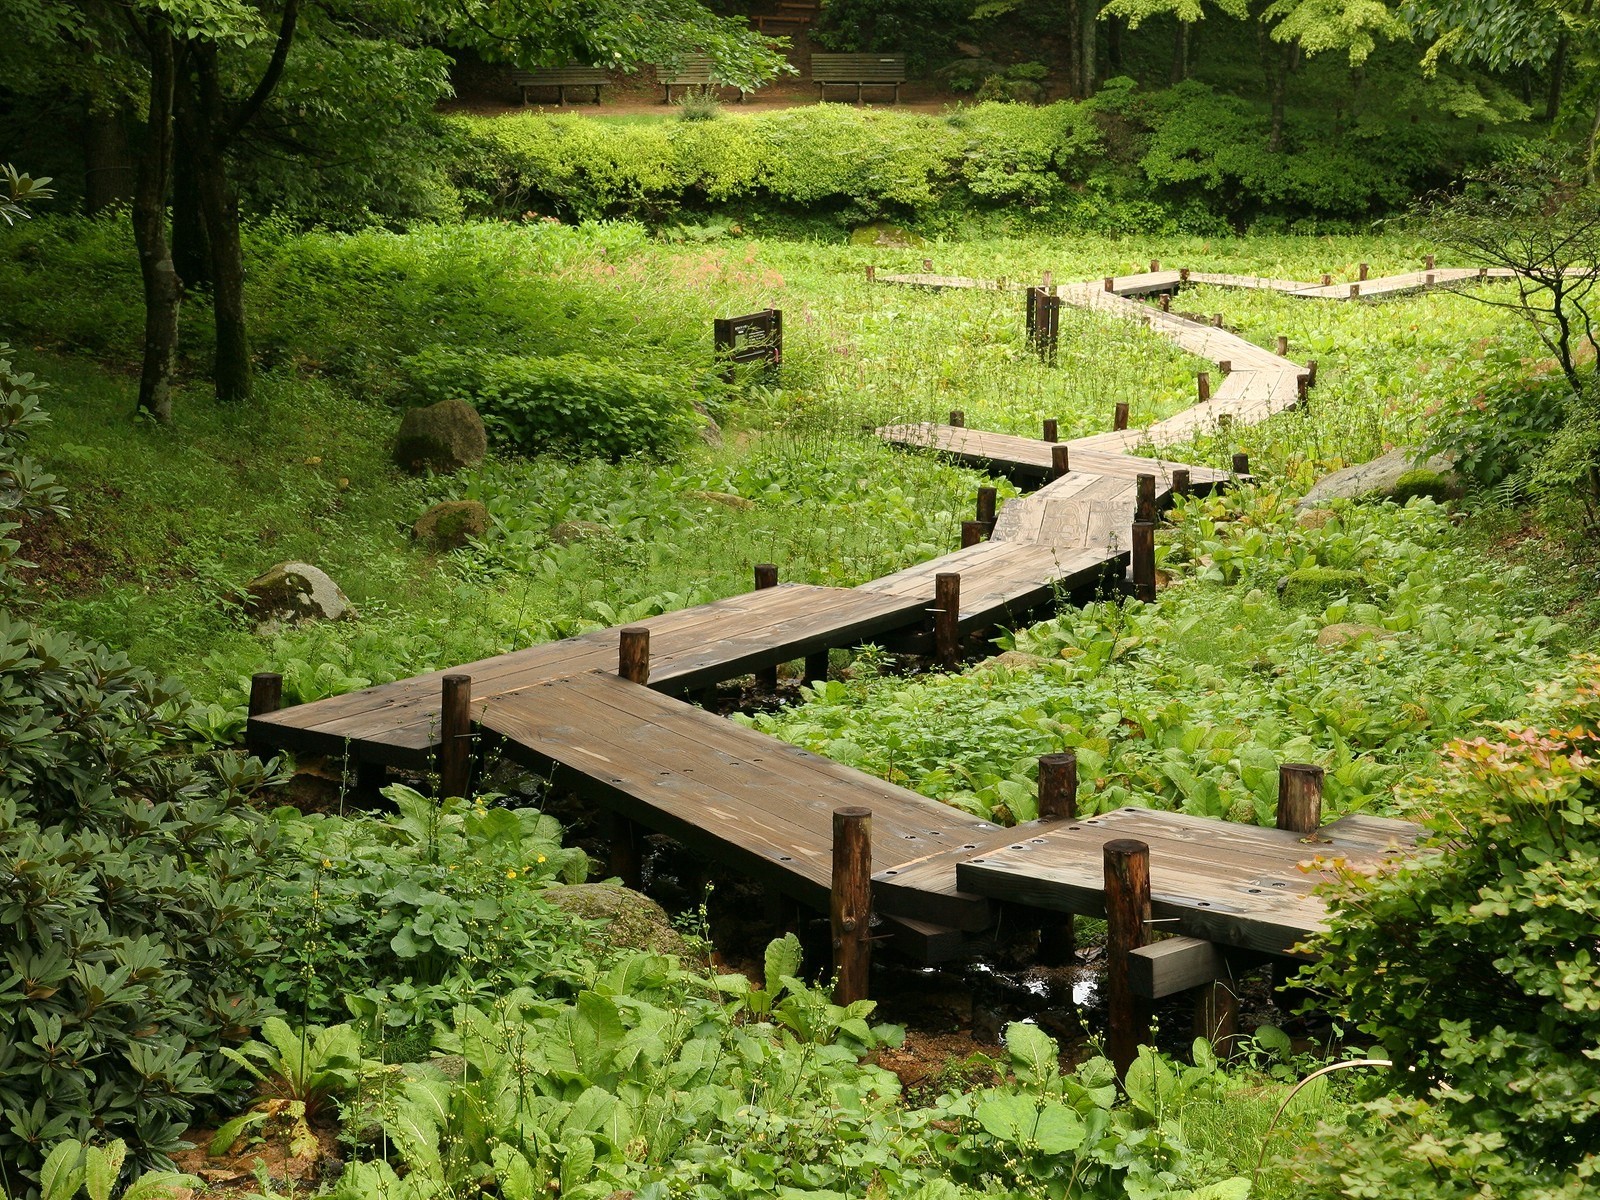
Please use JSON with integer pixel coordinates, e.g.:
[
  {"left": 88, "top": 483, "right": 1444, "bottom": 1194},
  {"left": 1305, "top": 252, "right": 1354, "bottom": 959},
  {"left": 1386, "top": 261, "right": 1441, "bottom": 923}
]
[
  {"left": 923, "top": 257, "right": 934, "bottom": 272},
  {"left": 831, "top": 806, "right": 873, "bottom": 1005},
  {"left": 1172, "top": 468, "right": 1191, "bottom": 497},
  {"left": 1359, "top": 262, "right": 1369, "bottom": 281},
  {"left": 246, "top": 672, "right": 282, "bottom": 758},
  {"left": 1195, "top": 972, "right": 1240, "bottom": 1056},
  {"left": 1035, "top": 752, "right": 1079, "bottom": 967},
  {"left": 934, "top": 573, "right": 961, "bottom": 669},
  {"left": 1149, "top": 258, "right": 1160, "bottom": 272},
  {"left": 1211, "top": 312, "right": 1223, "bottom": 328},
  {"left": 1296, "top": 373, "right": 1309, "bottom": 404},
  {"left": 1104, "top": 838, "right": 1152, "bottom": 1079},
  {"left": 1197, "top": 371, "right": 1211, "bottom": 403},
  {"left": 1042, "top": 417, "right": 1059, "bottom": 443},
  {"left": 961, "top": 520, "right": 985, "bottom": 548},
  {"left": 1275, "top": 334, "right": 1288, "bottom": 357},
  {"left": 1277, "top": 763, "right": 1324, "bottom": 834},
  {"left": 439, "top": 674, "right": 473, "bottom": 800},
  {"left": 865, "top": 264, "right": 875, "bottom": 282},
  {"left": 1042, "top": 269, "right": 1053, "bottom": 287},
  {"left": 609, "top": 812, "right": 643, "bottom": 890},
  {"left": 1424, "top": 253, "right": 1435, "bottom": 271},
  {"left": 619, "top": 627, "right": 650, "bottom": 686},
  {"left": 1179, "top": 267, "right": 1190, "bottom": 282},
  {"left": 1349, "top": 282, "right": 1361, "bottom": 298},
  {"left": 1159, "top": 293, "right": 1171, "bottom": 313},
  {"left": 1425, "top": 272, "right": 1435, "bottom": 286},
  {"left": 1320, "top": 273, "right": 1331, "bottom": 287},
  {"left": 804, "top": 651, "right": 830, "bottom": 686},
  {"left": 1131, "top": 522, "right": 1156, "bottom": 603},
  {"left": 1038, "top": 751, "right": 1077, "bottom": 821},
  {"left": 1306, "top": 359, "right": 1319, "bottom": 387},
  {"left": 976, "top": 486, "right": 997, "bottom": 534},
  {"left": 1232, "top": 452, "right": 1250, "bottom": 477},
  {"left": 1217, "top": 359, "right": 1231, "bottom": 375},
  {"left": 1135, "top": 473, "right": 1157, "bottom": 524},
  {"left": 1103, "top": 275, "right": 1114, "bottom": 292},
  {"left": 1051, "top": 444, "right": 1071, "bottom": 481},
  {"left": 949, "top": 409, "right": 965, "bottom": 428},
  {"left": 1113, "top": 401, "right": 1130, "bottom": 432},
  {"left": 754, "top": 566, "right": 779, "bottom": 692}
]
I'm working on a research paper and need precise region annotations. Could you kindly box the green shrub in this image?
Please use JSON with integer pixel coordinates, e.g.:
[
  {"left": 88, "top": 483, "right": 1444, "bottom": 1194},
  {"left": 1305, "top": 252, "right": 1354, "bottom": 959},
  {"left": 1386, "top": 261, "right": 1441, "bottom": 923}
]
[
  {"left": 402, "top": 346, "right": 703, "bottom": 459},
  {"left": 1305, "top": 653, "right": 1600, "bottom": 1174},
  {"left": 1421, "top": 357, "right": 1570, "bottom": 499}
]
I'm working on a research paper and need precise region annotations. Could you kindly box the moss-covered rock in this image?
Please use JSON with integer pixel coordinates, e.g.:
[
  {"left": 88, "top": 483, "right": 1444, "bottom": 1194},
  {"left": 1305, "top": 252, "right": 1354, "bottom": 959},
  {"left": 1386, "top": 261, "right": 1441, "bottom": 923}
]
[
  {"left": 412, "top": 500, "right": 490, "bottom": 550},
  {"left": 542, "top": 883, "right": 693, "bottom": 957},
  {"left": 393, "top": 398, "right": 487, "bottom": 475},
  {"left": 1390, "top": 468, "right": 1458, "bottom": 504},
  {"left": 1276, "top": 566, "right": 1372, "bottom": 605}
]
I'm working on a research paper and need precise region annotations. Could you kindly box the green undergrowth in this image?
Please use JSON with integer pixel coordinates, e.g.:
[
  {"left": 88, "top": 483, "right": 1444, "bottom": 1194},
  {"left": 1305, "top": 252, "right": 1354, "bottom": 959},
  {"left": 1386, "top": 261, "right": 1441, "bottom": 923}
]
[{"left": 745, "top": 488, "right": 1568, "bottom": 825}]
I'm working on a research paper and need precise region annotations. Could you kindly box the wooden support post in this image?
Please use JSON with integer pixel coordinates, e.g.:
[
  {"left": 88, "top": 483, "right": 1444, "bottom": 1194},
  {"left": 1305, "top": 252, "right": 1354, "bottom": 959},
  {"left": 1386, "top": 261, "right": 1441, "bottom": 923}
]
[
  {"left": 1359, "top": 262, "right": 1369, "bottom": 281},
  {"left": 1349, "top": 282, "right": 1361, "bottom": 298},
  {"left": 1104, "top": 838, "right": 1152, "bottom": 1078},
  {"left": 934, "top": 573, "right": 961, "bottom": 669},
  {"left": 865, "top": 264, "right": 875, "bottom": 282},
  {"left": 961, "top": 520, "right": 985, "bottom": 548},
  {"left": 246, "top": 672, "right": 282, "bottom": 758},
  {"left": 608, "top": 811, "right": 643, "bottom": 889},
  {"left": 1194, "top": 977, "right": 1240, "bottom": 1055},
  {"left": 1296, "top": 373, "right": 1309, "bottom": 403},
  {"left": 1038, "top": 751, "right": 1078, "bottom": 820},
  {"left": 1113, "top": 402, "right": 1130, "bottom": 431},
  {"left": 1159, "top": 292, "right": 1171, "bottom": 313},
  {"left": 1042, "top": 269, "right": 1053, "bottom": 287},
  {"left": 831, "top": 806, "right": 873, "bottom": 1004},
  {"left": 1131, "top": 521, "right": 1156, "bottom": 603},
  {"left": 438, "top": 674, "right": 472, "bottom": 800},
  {"left": 1478, "top": 266, "right": 1487, "bottom": 280},
  {"left": 1275, "top": 334, "right": 1289, "bottom": 357},
  {"left": 619, "top": 627, "right": 650, "bottom": 685},
  {"left": 1424, "top": 253, "right": 1435, "bottom": 270},
  {"left": 922, "top": 257, "right": 933, "bottom": 272},
  {"left": 1104, "top": 275, "right": 1115, "bottom": 292},
  {"left": 1218, "top": 359, "right": 1231, "bottom": 375},
  {"left": 1197, "top": 371, "right": 1211, "bottom": 403},
  {"left": 949, "top": 409, "right": 965, "bottom": 428},
  {"left": 1277, "top": 763, "right": 1324, "bottom": 834},
  {"left": 1149, "top": 258, "right": 1160, "bottom": 272},
  {"left": 1037, "top": 748, "right": 1080, "bottom": 966},
  {"left": 1172, "top": 468, "right": 1191, "bottom": 497},
  {"left": 1425, "top": 272, "right": 1435, "bottom": 285},
  {"left": 1179, "top": 266, "right": 1190, "bottom": 282},
  {"left": 1212, "top": 312, "right": 1223, "bottom": 328},
  {"left": 1135, "top": 473, "right": 1157, "bottom": 524},
  {"left": 976, "top": 486, "right": 997, "bottom": 532},
  {"left": 1306, "top": 359, "right": 1318, "bottom": 387},
  {"left": 1232, "top": 452, "right": 1250, "bottom": 476},
  {"left": 1051, "top": 444, "right": 1071, "bottom": 480},
  {"left": 1320, "top": 273, "right": 1331, "bottom": 286},
  {"left": 754, "top": 565, "right": 779, "bottom": 692},
  {"left": 804, "top": 651, "right": 830, "bottom": 686},
  {"left": 1042, "top": 418, "right": 1059, "bottom": 443}
]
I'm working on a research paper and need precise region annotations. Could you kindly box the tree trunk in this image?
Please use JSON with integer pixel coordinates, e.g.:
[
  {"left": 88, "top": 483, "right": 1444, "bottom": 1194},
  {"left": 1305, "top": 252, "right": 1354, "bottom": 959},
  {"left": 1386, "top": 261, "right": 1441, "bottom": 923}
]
[
  {"left": 1547, "top": 33, "right": 1569, "bottom": 123},
  {"left": 1266, "top": 39, "right": 1293, "bottom": 153},
  {"left": 1588, "top": 90, "right": 1600, "bottom": 186},
  {"left": 133, "top": 24, "right": 180, "bottom": 423},
  {"left": 183, "top": 43, "right": 252, "bottom": 403},
  {"left": 1066, "top": 0, "right": 1084, "bottom": 99},
  {"left": 1171, "top": 19, "right": 1189, "bottom": 85},
  {"left": 170, "top": 132, "right": 212, "bottom": 290},
  {"left": 82, "top": 106, "right": 135, "bottom": 215},
  {"left": 1079, "top": 0, "right": 1097, "bottom": 97},
  {"left": 1107, "top": 14, "right": 1123, "bottom": 72}
]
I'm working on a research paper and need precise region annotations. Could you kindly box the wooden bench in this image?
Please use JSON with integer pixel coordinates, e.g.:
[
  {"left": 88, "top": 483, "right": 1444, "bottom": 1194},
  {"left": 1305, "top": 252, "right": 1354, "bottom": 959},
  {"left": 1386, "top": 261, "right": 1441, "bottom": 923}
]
[
  {"left": 511, "top": 65, "right": 610, "bottom": 106},
  {"left": 810, "top": 53, "right": 907, "bottom": 104},
  {"left": 751, "top": 2, "right": 818, "bottom": 31},
  {"left": 656, "top": 56, "right": 750, "bottom": 103}
]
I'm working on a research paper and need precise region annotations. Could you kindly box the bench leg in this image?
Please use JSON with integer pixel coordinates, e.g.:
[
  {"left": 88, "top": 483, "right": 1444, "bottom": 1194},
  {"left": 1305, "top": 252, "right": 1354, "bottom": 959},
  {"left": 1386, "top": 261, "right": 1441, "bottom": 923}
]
[
  {"left": 592, "top": 84, "right": 601, "bottom": 104},
  {"left": 856, "top": 82, "right": 863, "bottom": 104},
  {"left": 557, "top": 85, "right": 566, "bottom": 105}
]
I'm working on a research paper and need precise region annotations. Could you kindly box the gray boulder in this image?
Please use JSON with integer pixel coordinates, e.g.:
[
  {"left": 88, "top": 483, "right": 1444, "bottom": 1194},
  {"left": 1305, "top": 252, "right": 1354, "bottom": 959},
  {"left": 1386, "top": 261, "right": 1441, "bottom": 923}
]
[
  {"left": 393, "top": 399, "right": 487, "bottom": 475},
  {"left": 244, "top": 561, "right": 354, "bottom": 629},
  {"left": 1296, "top": 449, "right": 1455, "bottom": 509},
  {"left": 542, "top": 883, "right": 693, "bottom": 957}
]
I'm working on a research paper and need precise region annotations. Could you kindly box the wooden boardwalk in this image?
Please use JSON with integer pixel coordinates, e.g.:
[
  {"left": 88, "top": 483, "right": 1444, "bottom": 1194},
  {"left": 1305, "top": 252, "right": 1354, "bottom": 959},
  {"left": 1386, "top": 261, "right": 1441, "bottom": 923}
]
[{"left": 247, "top": 258, "right": 1443, "bottom": 991}]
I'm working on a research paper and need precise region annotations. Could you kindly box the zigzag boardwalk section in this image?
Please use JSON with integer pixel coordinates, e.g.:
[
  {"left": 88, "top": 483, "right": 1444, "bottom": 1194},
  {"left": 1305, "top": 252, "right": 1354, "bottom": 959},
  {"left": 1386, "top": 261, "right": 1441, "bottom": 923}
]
[
  {"left": 955, "top": 807, "right": 1423, "bottom": 957},
  {"left": 248, "top": 583, "right": 927, "bottom": 768},
  {"left": 478, "top": 670, "right": 1021, "bottom": 959}
]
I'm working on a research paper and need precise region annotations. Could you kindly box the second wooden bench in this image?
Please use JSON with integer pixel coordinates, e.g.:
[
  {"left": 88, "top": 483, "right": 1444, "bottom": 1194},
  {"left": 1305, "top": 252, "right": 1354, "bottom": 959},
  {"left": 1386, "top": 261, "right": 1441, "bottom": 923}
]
[
  {"left": 810, "top": 53, "right": 907, "bottom": 104},
  {"left": 512, "top": 65, "right": 610, "bottom": 105}
]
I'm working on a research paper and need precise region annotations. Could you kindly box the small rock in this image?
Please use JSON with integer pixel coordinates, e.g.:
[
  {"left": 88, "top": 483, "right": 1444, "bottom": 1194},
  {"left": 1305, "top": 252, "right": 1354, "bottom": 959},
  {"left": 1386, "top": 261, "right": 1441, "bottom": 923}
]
[
  {"left": 412, "top": 500, "right": 489, "bottom": 551},
  {"left": 548, "top": 519, "right": 610, "bottom": 545},
  {"left": 848, "top": 220, "right": 925, "bottom": 249},
  {"left": 393, "top": 399, "right": 488, "bottom": 475},
  {"left": 979, "top": 650, "right": 1055, "bottom": 672},
  {"left": 1316, "top": 623, "right": 1396, "bottom": 649},
  {"left": 685, "top": 489, "right": 756, "bottom": 511},
  {"left": 542, "top": 883, "right": 693, "bottom": 957},
  {"left": 244, "top": 561, "right": 354, "bottom": 628},
  {"left": 1296, "top": 448, "right": 1455, "bottom": 509},
  {"left": 1297, "top": 508, "right": 1337, "bottom": 530}
]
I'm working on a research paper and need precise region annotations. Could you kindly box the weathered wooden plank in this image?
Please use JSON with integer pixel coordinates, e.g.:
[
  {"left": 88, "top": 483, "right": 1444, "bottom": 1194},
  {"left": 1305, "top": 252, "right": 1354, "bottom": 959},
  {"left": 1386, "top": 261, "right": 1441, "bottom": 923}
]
[{"left": 1130, "top": 937, "right": 1226, "bottom": 999}]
